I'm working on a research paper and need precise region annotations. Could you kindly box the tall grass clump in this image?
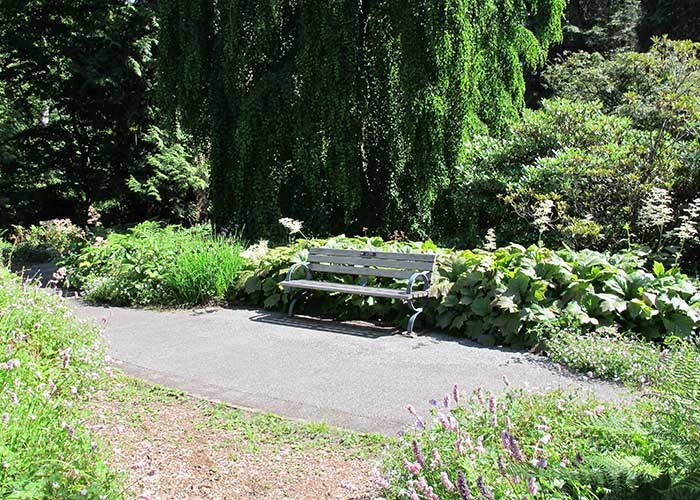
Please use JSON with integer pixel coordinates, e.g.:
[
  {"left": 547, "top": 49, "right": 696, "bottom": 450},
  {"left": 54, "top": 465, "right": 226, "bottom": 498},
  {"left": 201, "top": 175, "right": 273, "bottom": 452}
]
[
  {"left": 0, "top": 266, "right": 119, "bottom": 497},
  {"left": 63, "top": 222, "right": 245, "bottom": 306}
]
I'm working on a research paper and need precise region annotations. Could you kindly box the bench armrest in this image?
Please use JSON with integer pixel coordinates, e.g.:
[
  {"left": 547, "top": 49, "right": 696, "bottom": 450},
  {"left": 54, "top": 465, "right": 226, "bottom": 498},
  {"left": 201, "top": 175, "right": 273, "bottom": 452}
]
[
  {"left": 407, "top": 271, "right": 431, "bottom": 296},
  {"left": 286, "top": 262, "right": 312, "bottom": 282}
]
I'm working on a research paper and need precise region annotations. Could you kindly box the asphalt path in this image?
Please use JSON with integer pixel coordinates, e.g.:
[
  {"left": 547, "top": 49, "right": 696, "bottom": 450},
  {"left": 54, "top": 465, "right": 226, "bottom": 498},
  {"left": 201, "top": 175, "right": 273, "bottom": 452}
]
[{"left": 70, "top": 301, "right": 625, "bottom": 434}]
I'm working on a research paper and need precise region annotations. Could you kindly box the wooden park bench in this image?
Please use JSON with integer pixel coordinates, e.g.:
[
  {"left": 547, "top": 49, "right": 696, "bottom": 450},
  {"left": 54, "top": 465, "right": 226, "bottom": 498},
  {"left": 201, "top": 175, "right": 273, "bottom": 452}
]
[{"left": 281, "top": 247, "right": 436, "bottom": 335}]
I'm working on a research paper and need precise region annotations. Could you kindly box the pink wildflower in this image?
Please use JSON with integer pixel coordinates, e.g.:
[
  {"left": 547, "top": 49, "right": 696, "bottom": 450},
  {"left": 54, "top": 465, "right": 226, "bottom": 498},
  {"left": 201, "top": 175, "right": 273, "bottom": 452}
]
[
  {"left": 539, "top": 433, "right": 552, "bottom": 445},
  {"left": 475, "top": 435, "right": 486, "bottom": 454},
  {"left": 371, "top": 467, "right": 390, "bottom": 489},
  {"left": 441, "top": 471, "right": 455, "bottom": 492},
  {"left": 462, "top": 432, "right": 473, "bottom": 450},
  {"left": 9, "top": 392, "right": 18, "bottom": 405},
  {"left": 403, "top": 458, "right": 422, "bottom": 475},
  {"left": 444, "top": 393, "right": 451, "bottom": 409},
  {"left": 477, "top": 386, "right": 485, "bottom": 404},
  {"left": 431, "top": 448, "right": 442, "bottom": 467},
  {"left": 527, "top": 477, "right": 539, "bottom": 495},
  {"left": 453, "top": 383, "right": 460, "bottom": 404},
  {"left": 488, "top": 395, "right": 497, "bottom": 414},
  {"left": 448, "top": 414, "right": 459, "bottom": 431},
  {"left": 407, "top": 488, "right": 420, "bottom": 500},
  {"left": 2, "top": 413, "right": 8, "bottom": 425}
]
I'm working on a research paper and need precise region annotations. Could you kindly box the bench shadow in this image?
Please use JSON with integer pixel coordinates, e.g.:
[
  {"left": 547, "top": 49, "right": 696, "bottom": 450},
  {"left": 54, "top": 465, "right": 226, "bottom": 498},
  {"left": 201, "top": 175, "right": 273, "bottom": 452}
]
[{"left": 248, "top": 310, "right": 401, "bottom": 339}]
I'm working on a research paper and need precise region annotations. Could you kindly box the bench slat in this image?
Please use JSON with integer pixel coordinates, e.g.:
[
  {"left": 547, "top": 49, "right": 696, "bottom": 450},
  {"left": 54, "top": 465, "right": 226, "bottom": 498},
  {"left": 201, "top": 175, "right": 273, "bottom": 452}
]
[
  {"left": 307, "top": 253, "right": 434, "bottom": 271},
  {"left": 309, "top": 247, "right": 436, "bottom": 264},
  {"left": 282, "top": 279, "right": 429, "bottom": 299},
  {"left": 308, "top": 263, "right": 418, "bottom": 280}
]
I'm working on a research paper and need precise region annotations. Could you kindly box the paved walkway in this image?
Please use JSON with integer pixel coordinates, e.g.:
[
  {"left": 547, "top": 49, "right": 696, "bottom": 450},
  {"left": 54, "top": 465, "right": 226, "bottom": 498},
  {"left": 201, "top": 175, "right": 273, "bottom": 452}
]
[{"left": 70, "top": 301, "right": 624, "bottom": 434}]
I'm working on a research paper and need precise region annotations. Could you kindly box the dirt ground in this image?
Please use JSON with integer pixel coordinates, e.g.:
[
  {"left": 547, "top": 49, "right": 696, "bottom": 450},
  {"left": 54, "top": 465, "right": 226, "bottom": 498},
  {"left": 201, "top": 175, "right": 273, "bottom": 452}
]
[{"left": 88, "top": 379, "right": 383, "bottom": 500}]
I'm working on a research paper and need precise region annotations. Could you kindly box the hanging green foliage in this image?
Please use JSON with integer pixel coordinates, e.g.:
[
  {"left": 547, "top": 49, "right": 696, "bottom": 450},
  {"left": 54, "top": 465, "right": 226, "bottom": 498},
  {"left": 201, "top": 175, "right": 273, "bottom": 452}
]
[{"left": 158, "top": 0, "right": 566, "bottom": 239}]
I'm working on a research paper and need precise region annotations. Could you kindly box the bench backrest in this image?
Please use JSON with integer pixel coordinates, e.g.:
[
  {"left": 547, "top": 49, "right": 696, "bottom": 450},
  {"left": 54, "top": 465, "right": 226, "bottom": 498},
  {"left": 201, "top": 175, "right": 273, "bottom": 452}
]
[{"left": 307, "top": 248, "right": 436, "bottom": 281}]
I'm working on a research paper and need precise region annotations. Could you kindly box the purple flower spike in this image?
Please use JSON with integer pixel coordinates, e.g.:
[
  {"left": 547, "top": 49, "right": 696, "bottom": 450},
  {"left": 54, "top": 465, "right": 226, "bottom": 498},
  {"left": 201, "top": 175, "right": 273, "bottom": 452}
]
[
  {"left": 444, "top": 393, "right": 451, "bottom": 409},
  {"left": 501, "top": 430, "right": 512, "bottom": 450},
  {"left": 453, "top": 383, "right": 460, "bottom": 404},
  {"left": 456, "top": 471, "right": 471, "bottom": 499},
  {"left": 488, "top": 395, "right": 497, "bottom": 414},
  {"left": 412, "top": 440, "right": 426, "bottom": 467},
  {"left": 477, "top": 386, "right": 485, "bottom": 404},
  {"left": 509, "top": 435, "right": 525, "bottom": 462},
  {"left": 497, "top": 455, "right": 508, "bottom": 477},
  {"left": 476, "top": 476, "right": 495, "bottom": 500}
]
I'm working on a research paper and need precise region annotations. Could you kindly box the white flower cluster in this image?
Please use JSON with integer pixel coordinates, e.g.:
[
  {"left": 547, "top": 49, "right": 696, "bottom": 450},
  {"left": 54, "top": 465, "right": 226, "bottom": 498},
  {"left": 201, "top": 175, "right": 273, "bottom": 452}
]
[
  {"left": 241, "top": 240, "right": 269, "bottom": 264},
  {"left": 674, "top": 198, "right": 700, "bottom": 243},
  {"left": 483, "top": 228, "right": 497, "bottom": 251},
  {"left": 532, "top": 199, "right": 555, "bottom": 234},
  {"left": 638, "top": 187, "right": 673, "bottom": 229},
  {"left": 278, "top": 217, "right": 304, "bottom": 235}
]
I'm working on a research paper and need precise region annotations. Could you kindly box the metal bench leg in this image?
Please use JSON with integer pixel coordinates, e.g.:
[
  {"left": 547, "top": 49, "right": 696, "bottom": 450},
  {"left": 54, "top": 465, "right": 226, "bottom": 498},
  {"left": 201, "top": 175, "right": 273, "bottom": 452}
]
[
  {"left": 288, "top": 292, "right": 307, "bottom": 318},
  {"left": 406, "top": 299, "right": 423, "bottom": 337}
]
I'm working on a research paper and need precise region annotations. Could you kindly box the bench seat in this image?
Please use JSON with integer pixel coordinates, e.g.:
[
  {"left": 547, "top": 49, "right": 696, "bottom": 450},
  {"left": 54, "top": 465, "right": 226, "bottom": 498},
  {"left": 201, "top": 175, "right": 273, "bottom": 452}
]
[
  {"left": 281, "top": 279, "right": 430, "bottom": 300},
  {"left": 281, "top": 247, "right": 436, "bottom": 335}
]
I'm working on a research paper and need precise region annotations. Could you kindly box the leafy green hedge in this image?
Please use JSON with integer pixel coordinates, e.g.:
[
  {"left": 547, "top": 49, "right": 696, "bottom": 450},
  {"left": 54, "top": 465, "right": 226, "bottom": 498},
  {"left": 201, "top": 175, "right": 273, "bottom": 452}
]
[
  {"left": 0, "top": 266, "right": 119, "bottom": 497},
  {"left": 63, "top": 222, "right": 244, "bottom": 306},
  {"left": 236, "top": 237, "right": 700, "bottom": 346}
]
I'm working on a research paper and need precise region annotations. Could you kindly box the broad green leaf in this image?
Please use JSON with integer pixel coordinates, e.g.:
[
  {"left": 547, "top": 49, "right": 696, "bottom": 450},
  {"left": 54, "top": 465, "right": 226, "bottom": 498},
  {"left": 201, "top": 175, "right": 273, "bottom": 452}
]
[{"left": 470, "top": 297, "right": 491, "bottom": 316}]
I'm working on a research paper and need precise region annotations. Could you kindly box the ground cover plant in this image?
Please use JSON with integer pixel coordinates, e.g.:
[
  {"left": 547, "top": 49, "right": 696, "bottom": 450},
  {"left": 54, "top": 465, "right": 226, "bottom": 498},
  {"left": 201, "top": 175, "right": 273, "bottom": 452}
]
[
  {"left": 0, "top": 266, "right": 119, "bottom": 498},
  {"left": 63, "top": 221, "right": 244, "bottom": 306},
  {"left": 375, "top": 342, "right": 700, "bottom": 500},
  {"left": 542, "top": 320, "right": 693, "bottom": 386}
]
